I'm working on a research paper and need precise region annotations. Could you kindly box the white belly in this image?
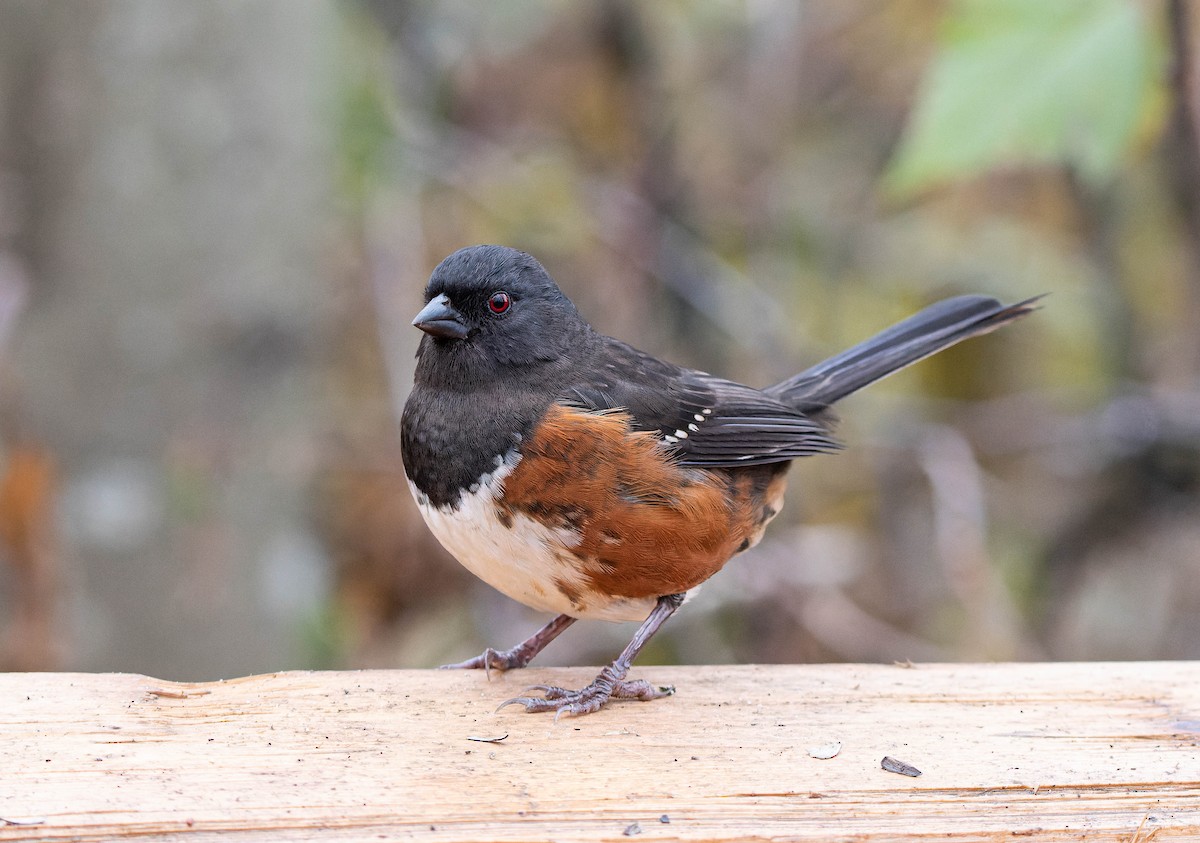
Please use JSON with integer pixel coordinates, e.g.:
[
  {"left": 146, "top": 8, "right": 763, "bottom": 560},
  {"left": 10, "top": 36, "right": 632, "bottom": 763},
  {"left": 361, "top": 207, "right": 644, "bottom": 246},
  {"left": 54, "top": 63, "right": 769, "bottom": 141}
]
[{"left": 410, "top": 451, "right": 658, "bottom": 623}]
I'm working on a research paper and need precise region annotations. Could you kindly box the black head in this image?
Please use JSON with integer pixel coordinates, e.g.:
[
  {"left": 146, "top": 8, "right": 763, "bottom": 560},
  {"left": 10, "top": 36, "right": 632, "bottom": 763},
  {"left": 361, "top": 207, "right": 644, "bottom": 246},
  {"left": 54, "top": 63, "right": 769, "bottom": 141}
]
[{"left": 411, "top": 245, "right": 592, "bottom": 389}]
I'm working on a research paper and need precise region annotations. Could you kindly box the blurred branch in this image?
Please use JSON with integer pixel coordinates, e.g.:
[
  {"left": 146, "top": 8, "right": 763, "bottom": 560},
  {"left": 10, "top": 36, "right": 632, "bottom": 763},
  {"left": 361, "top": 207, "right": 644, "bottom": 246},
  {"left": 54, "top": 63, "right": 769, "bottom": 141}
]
[
  {"left": 588, "top": 181, "right": 792, "bottom": 352},
  {"left": 958, "top": 385, "right": 1200, "bottom": 464},
  {"left": 1167, "top": 0, "right": 1200, "bottom": 242},
  {"left": 1166, "top": 0, "right": 1200, "bottom": 374},
  {"left": 918, "top": 426, "right": 1041, "bottom": 660},
  {"left": 798, "top": 586, "right": 947, "bottom": 663}
]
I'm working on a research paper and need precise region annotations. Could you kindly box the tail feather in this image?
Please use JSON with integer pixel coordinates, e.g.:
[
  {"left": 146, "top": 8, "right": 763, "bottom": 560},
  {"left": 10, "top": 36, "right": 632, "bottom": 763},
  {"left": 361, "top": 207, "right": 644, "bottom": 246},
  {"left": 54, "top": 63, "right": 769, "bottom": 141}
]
[{"left": 766, "top": 294, "right": 1041, "bottom": 413}]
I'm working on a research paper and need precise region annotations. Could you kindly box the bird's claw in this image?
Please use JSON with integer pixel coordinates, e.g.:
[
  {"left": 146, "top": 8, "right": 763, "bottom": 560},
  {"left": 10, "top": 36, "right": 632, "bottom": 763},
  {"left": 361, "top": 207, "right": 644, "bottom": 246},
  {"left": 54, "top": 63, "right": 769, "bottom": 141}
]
[
  {"left": 440, "top": 647, "right": 523, "bottom": 678},
  {"left": 496, "top": 678, "right": 674, "bottom": 718}
]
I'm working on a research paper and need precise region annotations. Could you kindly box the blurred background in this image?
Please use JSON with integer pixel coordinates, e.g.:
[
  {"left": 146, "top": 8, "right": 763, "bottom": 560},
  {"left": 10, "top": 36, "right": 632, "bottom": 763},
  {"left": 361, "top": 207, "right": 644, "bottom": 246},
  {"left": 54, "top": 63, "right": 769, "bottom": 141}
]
[{"left": 0, "top": 0, "right": 1196, "bottom": 680}]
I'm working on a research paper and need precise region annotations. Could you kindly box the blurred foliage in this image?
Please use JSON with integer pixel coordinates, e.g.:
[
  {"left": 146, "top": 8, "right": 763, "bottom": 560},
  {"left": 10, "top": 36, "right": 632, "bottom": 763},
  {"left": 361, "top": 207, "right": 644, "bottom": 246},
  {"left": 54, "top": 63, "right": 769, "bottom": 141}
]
[
  {"left": 888, "top": 0, "right": 1165, "bottom": 194},
  {"left": 3, "top": 0, "right": 1200, "bottom": 677},
  {"left": 318, "top": 0, "right": 1200, "bottom": 671}
]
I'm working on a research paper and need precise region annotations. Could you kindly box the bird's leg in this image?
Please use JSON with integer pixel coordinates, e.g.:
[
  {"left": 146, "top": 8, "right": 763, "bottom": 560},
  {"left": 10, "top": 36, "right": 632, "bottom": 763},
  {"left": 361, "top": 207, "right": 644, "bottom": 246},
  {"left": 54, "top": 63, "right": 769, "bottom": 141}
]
[
  {"left": 498, "top": 593, "right": 684, "bottom": 717},
  {"left": 440, "top": 613, "right": 576, "bottom": 676}
]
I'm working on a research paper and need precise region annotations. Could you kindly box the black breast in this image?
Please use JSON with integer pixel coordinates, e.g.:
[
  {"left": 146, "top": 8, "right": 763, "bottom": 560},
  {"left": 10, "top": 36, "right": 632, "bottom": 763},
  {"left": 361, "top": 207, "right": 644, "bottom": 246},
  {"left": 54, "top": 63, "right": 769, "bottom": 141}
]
[{"left": 401, "top": 385, "right": 550, "bottom": 509}]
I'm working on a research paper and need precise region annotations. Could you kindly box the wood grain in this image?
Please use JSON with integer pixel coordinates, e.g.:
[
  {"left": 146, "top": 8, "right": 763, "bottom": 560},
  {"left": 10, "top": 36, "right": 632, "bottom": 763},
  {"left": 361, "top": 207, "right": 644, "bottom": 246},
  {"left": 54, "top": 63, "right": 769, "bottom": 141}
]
[{"left": 1, "top": 663, "right": 1198, "bottom": 841}]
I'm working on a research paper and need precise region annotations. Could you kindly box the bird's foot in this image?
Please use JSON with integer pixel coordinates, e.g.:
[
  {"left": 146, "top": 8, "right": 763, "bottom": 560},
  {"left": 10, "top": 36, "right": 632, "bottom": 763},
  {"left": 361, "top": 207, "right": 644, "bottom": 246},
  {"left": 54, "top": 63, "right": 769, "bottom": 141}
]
[
  {"left": 439, "top": 647, "right": 528, "bottom": 675},
  {"left": 497, "top": 674, "right": 674, "bottom": 718},
  {"left": 439, "top": 614, "right": 577, "bottom": 676}
]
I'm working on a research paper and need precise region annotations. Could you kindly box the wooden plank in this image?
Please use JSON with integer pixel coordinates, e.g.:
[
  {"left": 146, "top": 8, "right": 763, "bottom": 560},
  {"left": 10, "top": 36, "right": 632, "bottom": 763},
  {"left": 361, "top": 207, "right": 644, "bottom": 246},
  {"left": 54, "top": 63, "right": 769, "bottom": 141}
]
[{"left": 1, "top": 663, "right": 1198, "bottom": 841}]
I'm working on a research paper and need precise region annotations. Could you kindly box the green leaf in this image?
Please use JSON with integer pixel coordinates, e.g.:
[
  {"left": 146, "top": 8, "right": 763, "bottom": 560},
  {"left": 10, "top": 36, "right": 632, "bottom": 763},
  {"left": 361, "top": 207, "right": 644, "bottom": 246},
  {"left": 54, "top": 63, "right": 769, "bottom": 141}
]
[{"left": 886, "top": 0, "right": 1162, "bottom": 196}]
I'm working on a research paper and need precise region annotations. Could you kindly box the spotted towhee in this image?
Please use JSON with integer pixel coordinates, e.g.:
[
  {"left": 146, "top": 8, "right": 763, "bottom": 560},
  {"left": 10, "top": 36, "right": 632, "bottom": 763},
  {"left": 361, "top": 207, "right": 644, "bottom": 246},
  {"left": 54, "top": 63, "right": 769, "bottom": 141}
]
[{"left": 401, "top": 245, "right": 1037, "bottom": 717}]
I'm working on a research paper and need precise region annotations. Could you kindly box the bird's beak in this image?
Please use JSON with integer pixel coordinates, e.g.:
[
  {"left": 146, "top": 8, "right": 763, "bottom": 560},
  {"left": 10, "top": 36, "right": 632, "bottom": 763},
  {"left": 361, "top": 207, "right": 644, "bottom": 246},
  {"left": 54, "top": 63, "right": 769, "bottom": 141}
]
[{"left": 412, "top": 294, "right": 470, "bottom": 339}]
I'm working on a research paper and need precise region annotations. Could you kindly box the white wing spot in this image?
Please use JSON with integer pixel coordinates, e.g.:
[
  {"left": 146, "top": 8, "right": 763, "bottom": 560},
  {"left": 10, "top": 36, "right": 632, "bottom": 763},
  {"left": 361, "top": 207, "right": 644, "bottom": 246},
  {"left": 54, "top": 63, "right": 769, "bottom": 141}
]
[
  {"left": 694, "top": 414, "right": 705, "bottom": 422},
  {"left": 674, "top": 429, "right": 689, "bottom": 439},
  {"left": 688, "top": 423, "right": 699, "bottom": 432},
  {"left": 702, "top": 408, "right": 713, "bottom": 415}
]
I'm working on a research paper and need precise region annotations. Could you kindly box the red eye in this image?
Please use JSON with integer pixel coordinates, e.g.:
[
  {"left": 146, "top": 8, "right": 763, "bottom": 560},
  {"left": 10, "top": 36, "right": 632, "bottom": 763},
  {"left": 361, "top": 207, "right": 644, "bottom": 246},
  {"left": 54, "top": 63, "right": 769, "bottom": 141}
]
[{"left": 488, "top": 291, "right": 511, "bottom": 314}]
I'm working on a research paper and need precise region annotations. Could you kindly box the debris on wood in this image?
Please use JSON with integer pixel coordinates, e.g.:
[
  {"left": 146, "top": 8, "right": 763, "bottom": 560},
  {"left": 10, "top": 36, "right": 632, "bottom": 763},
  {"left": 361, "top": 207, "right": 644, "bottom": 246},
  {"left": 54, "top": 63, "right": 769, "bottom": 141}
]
[
  {"left": 147, "top": 689, "right": 210, "bottom": 699},
  {"left": 881, "top": 756, "right": 922, "bottom": 777},
  {"left": 808, "top": 740, "right": 843, "bottom": 760},
  {"left": 466, "top": 733, "right": 508, "bottom": 744}
]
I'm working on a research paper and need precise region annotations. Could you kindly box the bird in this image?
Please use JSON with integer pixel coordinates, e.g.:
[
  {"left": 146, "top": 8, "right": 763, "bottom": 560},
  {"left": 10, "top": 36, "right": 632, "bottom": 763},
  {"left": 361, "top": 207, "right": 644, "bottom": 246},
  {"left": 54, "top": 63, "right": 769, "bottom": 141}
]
[{"left": 400, "top": 244, "right": 1037, "bottom": 717}]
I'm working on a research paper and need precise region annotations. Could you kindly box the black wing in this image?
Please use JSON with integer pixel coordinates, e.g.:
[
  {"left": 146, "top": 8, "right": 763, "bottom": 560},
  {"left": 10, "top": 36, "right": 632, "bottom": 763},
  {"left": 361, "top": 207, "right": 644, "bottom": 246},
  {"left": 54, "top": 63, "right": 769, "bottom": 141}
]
[{"left": 561, "top": 338, "right": 839, "bottom": 468}]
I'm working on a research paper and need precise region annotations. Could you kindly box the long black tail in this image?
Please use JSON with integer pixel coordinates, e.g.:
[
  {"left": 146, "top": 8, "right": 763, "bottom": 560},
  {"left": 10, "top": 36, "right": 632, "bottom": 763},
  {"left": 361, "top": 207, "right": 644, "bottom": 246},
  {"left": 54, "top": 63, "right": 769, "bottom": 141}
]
[{"left": 765, "top": 295, "right": 1041, "bottom": 414}]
